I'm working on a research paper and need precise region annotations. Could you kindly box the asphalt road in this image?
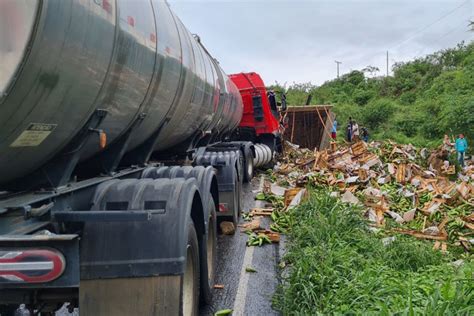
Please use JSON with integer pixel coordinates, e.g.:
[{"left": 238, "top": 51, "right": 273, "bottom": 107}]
[{"left": 200, "top": 176, "right": 284, "bottom": 316}]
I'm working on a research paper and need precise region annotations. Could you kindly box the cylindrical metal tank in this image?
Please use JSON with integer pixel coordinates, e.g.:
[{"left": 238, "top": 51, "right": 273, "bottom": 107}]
[{"left": 0, "top": 0, "right": 243, "bottom": 185}]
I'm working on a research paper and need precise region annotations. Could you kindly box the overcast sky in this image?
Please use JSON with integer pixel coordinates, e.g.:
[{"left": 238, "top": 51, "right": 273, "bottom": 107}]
[{"left": 168, "top": 0, "right": 474, "bottom": 86}]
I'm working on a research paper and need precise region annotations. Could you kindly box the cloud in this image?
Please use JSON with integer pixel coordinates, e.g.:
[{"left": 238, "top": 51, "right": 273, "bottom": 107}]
[{"left": 169, "top": 0, "right": 474, "bottom": 85}]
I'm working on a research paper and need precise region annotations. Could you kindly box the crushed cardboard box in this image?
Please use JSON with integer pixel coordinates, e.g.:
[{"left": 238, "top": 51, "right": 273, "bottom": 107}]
[{"left": 270, "top": 140, "right": 474, "bottom": 252}]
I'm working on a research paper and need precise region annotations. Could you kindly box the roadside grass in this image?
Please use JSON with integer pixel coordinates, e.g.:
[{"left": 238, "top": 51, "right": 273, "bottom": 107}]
[{"left": 274, "top": 189, "right": 474, "bottom": 315}]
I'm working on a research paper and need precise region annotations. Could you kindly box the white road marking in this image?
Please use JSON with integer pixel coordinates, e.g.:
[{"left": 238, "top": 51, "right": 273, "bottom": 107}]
[{"left": 232, "top": 175, "right": 265, "bottom": 316}]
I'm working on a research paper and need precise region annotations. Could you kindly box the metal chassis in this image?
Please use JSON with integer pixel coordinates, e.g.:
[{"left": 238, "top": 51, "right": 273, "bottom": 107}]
[
  {"left": 0, "top": 166, "right": 146, "bottom": 305},
  {"left": 0, "top": 138, "right": 246, "bottom": 308}
]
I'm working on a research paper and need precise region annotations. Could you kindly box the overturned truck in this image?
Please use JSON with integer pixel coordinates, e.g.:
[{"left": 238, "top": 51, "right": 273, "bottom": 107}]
[
  {"left": 0, "top": 1, "right": 283, "bottom": 314},
  {"left": 283, "top": 105, "right": 333, "bottom": 150}
]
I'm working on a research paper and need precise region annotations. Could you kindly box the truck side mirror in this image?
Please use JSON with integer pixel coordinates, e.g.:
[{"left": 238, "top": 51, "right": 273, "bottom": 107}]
[{"left": 267, "top": 91, "right": 279, "bottom": 119}]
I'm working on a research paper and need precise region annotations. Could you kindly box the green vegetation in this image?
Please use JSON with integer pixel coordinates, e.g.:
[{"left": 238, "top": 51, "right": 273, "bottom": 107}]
[
  {"left": 274, "top": 189, "right": 474, "bottom": 315},
  {"left": 271, "top": 42, "right": 474, "bottom": 150}
]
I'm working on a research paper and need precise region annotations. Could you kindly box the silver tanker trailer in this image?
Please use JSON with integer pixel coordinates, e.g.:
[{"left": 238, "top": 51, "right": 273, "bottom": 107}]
[{"left": 0, "top": 0, "right": 274, "bottom": 315}]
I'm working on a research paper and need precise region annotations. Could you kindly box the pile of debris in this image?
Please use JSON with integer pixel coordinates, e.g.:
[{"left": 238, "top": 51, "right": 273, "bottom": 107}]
[
  {"left": 273, "top": 140, "right": 474, "bottom": 252},
  {"left": 238, "top": 182, "right": 306, "bottom": 247}
]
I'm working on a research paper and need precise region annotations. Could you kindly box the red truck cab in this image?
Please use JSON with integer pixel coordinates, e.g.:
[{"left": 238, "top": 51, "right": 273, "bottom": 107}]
[{"left": 229, "top": 72, "right": 283, "bottom": 153}]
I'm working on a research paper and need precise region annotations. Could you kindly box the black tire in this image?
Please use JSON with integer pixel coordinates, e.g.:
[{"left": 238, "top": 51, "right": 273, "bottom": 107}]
[
  {"left": 200, "top": 200, "right": 217, "bottom": 305},
  {"left": 180, "top": 220, "right": 200, "bottom": 316},
  {"left": 242, "top": 148, "right": 254, "bottom": 183},
  {"left": 237, "top": 170, "right": 243, "bottom": 219},
  {"left": 231, "top": 168, "right": 242, "bottom": 227}
]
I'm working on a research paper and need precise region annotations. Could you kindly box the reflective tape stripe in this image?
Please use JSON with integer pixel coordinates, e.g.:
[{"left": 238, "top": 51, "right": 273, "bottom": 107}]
[
  {"left": 0, "top": 251, "right": 23, "bottom": 259},
  {"left": 0, "top": 261, "right": 54, "bottom": 271},
  {"left": 0, "top": 275, "right": 24, "bottom": 282}
]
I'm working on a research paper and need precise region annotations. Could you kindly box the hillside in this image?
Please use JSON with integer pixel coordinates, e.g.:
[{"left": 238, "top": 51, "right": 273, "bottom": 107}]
[{"left": 272, "top": 42, "right": 474, "bottom": 151}]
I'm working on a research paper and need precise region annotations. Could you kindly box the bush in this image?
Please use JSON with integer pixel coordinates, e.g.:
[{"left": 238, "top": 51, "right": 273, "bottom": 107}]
[
  {"left": 353, "top": 88, "right": 374, "bottom": 106},
  {"left": 439, "top": 98, "right": 474, "bottom": 153},
  {"left": 276, "top": 42, "right": 474, "bottom": 148},
  {"left": 333, "top": 103, "right": 363, "bottom": 131},
  {"left": 392, "top": 107, "right": 424, "bottom": 138},
  {"left": 399, "top": 91, "right": 417, "bottom": 105},
  {"left": 361, "top": 99, "right": 397, "bottom": 130}
]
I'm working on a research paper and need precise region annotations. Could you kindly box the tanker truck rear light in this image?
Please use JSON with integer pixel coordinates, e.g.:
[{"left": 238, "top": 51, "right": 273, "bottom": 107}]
[
  {"left": 101, "top": 0, "right": 113, "bottom": 14},
  {"left": 218, "top": 203, "right": 228, "bottom": 212},
  {"left": 127, "top": 16, "right": 135, "bottom": 27},
  {"left": 0, "top": 248, "right": 66, "bottom": 284}
]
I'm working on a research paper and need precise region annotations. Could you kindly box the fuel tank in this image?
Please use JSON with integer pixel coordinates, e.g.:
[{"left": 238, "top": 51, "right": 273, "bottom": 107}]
[{"left": 0, "top": 0, "right": 243, "bottom": 185}]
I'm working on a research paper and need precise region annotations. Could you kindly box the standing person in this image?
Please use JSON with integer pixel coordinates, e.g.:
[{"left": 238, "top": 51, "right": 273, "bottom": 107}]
[
  {"left": 442, "top": 134, "right": 454, "bottom": 160},
  {"left": 361, "top": 127, "right": 369, "bottom": 142},
  {"left": 442, "top": 134, "right": 454, "bottom": 152},
  {"left": 455, "top": 134, "right": 468, "bottom": 167},
  {"left": 331, "top": 117, "right": 338, "bottom": 140},
  {"left": 346, "top": 117, "right": 353, "bottom": 142},
  {"left": 352, "top": 120, "right": 360, "bottom": 141}
]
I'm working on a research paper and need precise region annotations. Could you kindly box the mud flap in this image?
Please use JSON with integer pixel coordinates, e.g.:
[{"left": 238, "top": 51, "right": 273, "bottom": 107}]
[
  {"left": 194, "top": 150, "right": 241, "bottom": 220},
  {"left": 80, "top": 178, "right": 203, "bottom": 279}
]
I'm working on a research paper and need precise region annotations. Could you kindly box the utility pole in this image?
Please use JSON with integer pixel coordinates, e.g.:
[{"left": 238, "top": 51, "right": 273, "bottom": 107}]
[
  {"left": 335, "top": 60, "right": 342, "bottom": 78},
  {"left": 386, "top": 51, "right": 389, "bottom": 77}
]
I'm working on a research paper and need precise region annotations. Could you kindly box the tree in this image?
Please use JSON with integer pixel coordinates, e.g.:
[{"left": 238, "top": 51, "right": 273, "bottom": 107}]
[
  {"left": 282, "top": 42, "right": 474, "bottom": 147},
  {"left": 362, "top": 66, "right": 380, "bottom": 77}
]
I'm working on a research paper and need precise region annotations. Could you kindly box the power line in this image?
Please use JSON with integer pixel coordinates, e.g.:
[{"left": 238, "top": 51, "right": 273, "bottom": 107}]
[
  {"left": 413, "top": 19, "right": 472, "bottom": 57},
  {"left": 356, "top": 1, "right": 471, "bottom": 76},
  {"left": 388, "top": 0, "right": 471, "bottom": 51},
  {"left": 325, "top": 1, "right": 471, "bottom": 81}
]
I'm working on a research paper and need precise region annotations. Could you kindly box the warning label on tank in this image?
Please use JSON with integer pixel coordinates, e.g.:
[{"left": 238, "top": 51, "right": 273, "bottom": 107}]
[{"left": 10, "top": 123, "right": 57, "bottom": 147}]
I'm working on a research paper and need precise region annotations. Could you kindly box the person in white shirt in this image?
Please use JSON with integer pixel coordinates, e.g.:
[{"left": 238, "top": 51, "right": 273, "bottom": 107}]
[{"left": 352, "top": 121, "right": 360, "bottom": 141}]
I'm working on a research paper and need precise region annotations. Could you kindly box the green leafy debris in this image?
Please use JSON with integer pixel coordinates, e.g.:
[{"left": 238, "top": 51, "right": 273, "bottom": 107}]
[
  {"left": 214, "top": 309, "right": 232, "bottom": 316},
  {"left": 273, "top": 189, "right": 474, "bottom": 315}
]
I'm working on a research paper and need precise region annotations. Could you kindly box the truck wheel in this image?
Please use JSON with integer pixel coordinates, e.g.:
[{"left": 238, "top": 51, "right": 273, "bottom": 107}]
[
  {"left": 237, "top": 169, "right": 243, "bottom": 219},
  {"left": 79, "top": 219, "right": 201, "bottom": 316},
  {"left": 243, "top": 149, "right": 254, "bottom": 183},
  {"left": 232, "top": 169, "right": 242, "bottom": 227},
  {"left": 182, "top": 219, "right": 200, "bottom": 316},
  {"left": 200, "top": 200, "right": 217, "bottom": 305}
]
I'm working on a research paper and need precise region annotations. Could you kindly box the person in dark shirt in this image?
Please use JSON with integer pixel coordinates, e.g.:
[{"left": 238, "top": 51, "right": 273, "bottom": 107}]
[
  {"left": 346, "top": 117, "right": 353, "bottom": 142},
  {"left": 361, "top": 127, "right": 369, "bottom": 142}
]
